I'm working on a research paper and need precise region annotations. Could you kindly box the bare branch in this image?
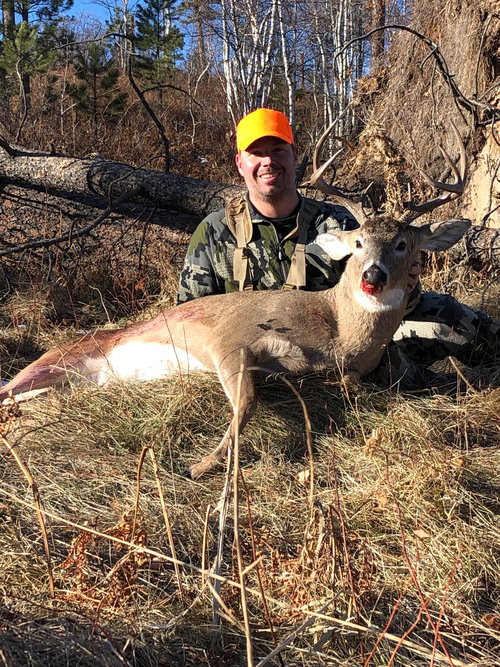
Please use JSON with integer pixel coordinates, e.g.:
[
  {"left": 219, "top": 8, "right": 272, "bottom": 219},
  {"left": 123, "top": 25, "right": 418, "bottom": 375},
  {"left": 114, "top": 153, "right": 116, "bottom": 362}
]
[
  {"left": 334, "top": 24, "right": 500, "bottom": 126},
  {"left": 0, "top": 190, "right": 139, "bottom": 258}
]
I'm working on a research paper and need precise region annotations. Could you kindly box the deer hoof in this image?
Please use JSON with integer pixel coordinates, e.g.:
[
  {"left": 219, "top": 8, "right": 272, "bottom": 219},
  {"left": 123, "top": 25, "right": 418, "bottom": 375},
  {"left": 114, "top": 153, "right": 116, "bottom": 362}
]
[{"left": 184, "top": 461, "right": 208, "bottom": 480}]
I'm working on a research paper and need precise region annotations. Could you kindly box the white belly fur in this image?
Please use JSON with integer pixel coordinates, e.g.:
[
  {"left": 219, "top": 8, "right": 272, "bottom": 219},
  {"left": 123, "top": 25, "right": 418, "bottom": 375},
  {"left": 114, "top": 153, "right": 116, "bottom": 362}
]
[{"left": 94, "top": 341, "right": 207, "bottom": 385}]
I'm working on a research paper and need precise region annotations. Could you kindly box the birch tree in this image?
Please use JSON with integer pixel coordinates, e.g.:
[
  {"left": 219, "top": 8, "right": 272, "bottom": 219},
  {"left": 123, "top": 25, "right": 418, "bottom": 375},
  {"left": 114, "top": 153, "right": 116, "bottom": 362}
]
[
  {"left": 192, "top": 0, "right": 383, "bottom": 135},
  {"left": 105, "top": 0, "right": 136, "bottom": 72},
  {"left": 218, "top": 0, "right": 279, "bottom": 123},
  {"left": 303, "top": 0, "right": 366, "bottom": 136},
  {"left": 276, "top": 0, "right": 300, "bottom": 127}
]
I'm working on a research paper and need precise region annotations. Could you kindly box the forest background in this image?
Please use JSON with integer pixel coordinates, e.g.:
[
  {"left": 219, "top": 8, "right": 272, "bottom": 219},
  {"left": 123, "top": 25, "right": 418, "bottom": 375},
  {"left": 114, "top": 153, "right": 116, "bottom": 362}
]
[{"left": 0, "top": 0, "right": 403, "bottom": 172}]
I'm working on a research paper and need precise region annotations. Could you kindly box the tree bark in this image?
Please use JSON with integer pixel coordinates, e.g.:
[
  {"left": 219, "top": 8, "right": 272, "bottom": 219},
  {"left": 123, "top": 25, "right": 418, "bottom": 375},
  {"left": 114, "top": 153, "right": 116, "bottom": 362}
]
[
  {"left": 459, "top": 225, "right": 500, "bottom": 266},
  {"left": 370, "top": 0, "right": 385, "bottom": 65},
  {"left": 0, "top": 144, "right": 244, "bottom": 219},
  {"left": 2, "top": 0, "right": 15, "bottom": 39}
]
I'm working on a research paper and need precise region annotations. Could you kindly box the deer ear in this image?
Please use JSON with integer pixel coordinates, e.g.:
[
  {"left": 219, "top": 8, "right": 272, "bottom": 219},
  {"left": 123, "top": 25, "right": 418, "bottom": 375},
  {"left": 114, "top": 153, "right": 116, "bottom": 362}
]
[
  {"left": 418, "top": 218, "right": 471, "bottom": 252},
  {"left": 315, "top": 231, "right": 354, "bottom": 260}
]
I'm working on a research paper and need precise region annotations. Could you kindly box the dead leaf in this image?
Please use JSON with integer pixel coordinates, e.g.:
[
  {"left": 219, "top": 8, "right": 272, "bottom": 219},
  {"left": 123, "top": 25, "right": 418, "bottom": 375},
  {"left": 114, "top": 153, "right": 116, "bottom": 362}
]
[
  {"left": 364, "top": 429, "right": 381, "bottom": 458},
  {"left": 296, "top": 469, "right": 310, "bottom": 485},
  {"left": 451, "top": 456, "right": 464, "bottom": 468},
  {"left": 482, "top": 614, "right": 500, "bottom": 631},
  {"left": 414, "top": 528, "right": 431, "bottom": 539},
  {"left": 375, "top": 489, "right": 389, "bottom": 509}
]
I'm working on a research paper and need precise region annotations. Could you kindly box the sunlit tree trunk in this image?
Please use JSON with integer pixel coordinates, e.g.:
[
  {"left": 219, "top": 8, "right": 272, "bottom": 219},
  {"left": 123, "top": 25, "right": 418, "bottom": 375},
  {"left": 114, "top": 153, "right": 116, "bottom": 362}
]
[
  {"left": 219, "top": 0, "right": 278, "bottom": 123},
  {"left": 370, "top": 0, "right": 386, "bottom": 65},
  {"left": 277, "top": 0, "right": 296, "bottom": 127},
  {"left": 2, "top": 0, "right": 15, "bottom": 38}
]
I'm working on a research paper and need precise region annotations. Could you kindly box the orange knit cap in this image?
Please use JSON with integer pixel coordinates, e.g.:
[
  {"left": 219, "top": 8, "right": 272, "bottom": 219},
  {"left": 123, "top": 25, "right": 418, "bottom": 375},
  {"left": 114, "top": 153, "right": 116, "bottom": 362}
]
[{"left": 236, "top": 108, "right": 294, "bottom": 152}]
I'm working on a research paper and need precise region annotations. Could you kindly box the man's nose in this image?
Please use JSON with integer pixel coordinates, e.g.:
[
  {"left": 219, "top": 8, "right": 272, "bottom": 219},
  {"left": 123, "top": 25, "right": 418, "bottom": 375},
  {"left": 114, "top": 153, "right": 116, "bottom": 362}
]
[{"left": 260, "top": 153, "right": 275, "bottom": 165}]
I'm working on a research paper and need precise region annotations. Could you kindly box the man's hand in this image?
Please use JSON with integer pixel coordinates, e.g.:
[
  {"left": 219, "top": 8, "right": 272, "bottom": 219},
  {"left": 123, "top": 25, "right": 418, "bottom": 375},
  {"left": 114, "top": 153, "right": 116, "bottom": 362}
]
[{"left": 407, "top": 257, "right": 421, "bottom": 293}]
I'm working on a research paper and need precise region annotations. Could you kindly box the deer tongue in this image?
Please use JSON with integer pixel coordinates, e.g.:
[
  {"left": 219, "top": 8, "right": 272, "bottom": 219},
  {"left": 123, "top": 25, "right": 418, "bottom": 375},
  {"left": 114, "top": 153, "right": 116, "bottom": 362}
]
[{"left": 361, "top": 279, "right": 383, "bottom": 295}]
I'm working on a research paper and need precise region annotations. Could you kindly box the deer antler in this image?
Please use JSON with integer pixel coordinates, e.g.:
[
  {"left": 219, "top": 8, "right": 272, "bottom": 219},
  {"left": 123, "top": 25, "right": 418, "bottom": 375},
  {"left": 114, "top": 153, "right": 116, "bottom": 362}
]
[
  {"left": 308, "top": 120, "right": 369, "bottom": 221},
  {"left": 401, "top": 121, "right": 468, "bottom": 223},
  {"left": 308, "top": 120, "right": 467, "bottom": 226}
]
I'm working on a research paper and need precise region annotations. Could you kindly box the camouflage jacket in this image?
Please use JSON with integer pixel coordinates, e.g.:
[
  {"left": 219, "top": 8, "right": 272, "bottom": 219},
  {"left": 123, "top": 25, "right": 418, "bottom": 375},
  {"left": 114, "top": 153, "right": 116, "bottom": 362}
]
[{"left": 177, "top": 194, "right": 358, "bottom": 304}]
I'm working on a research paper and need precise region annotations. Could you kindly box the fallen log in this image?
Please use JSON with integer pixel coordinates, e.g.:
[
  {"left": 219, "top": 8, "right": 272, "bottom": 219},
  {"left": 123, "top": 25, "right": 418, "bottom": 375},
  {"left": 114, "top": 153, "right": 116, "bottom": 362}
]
[{"left": 0, "top": 142, "right": 244, "bottom": 218}]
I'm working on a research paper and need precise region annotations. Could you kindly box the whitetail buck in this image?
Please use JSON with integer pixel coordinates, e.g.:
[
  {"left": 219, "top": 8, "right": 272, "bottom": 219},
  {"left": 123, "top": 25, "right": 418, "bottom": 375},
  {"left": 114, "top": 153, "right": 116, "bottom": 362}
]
[{"left": 0, "top": 124, "right": 470, "bottom": 478}]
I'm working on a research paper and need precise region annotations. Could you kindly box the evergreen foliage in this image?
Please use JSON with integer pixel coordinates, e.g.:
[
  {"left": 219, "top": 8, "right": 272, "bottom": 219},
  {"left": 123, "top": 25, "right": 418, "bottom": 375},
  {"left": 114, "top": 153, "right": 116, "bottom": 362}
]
[
  {"left": 133, "top": 0, "right": 184, "bottom": 100},
  {"left": 0, "top": 20, "right": 54, "bottom": 76},
  {"left": 68, "top": 42, "right": 127, "bottom": 145}
]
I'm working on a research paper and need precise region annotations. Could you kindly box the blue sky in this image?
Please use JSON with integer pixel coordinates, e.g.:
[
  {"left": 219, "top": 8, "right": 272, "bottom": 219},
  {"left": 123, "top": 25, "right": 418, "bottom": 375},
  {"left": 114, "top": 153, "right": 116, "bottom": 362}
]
[{"left": 69, "top": 0, "right": 110, "bottom": 23}]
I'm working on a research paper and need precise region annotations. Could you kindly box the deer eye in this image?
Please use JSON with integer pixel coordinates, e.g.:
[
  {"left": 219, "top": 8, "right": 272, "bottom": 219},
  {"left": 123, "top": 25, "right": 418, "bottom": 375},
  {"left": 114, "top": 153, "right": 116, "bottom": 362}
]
[
  {"left": 355, "top": 239, "right": 363, "bottom": 249},
  {"left": 396, "top": 241, "right": 407, "bottom": 251}
]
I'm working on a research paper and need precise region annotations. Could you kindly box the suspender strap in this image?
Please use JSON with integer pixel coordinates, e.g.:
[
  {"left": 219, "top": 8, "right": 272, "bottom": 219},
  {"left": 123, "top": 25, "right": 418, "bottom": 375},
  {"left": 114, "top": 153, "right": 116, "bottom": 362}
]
[
  {"left": 282, "top": 197, "right": 323, "bottom": 290},
  {"left": 225, "top": 196, "right": 254, "bottom": 291},
  {"left": 282, "top": 217, "right": 309, "bottom": 290}
]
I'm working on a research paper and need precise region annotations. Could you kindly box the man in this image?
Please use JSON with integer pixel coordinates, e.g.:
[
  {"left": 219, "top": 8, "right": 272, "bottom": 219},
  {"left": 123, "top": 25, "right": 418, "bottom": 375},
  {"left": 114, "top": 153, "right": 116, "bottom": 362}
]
[{"left": 177, "top": 108, "right": 499, "bottom": 387}]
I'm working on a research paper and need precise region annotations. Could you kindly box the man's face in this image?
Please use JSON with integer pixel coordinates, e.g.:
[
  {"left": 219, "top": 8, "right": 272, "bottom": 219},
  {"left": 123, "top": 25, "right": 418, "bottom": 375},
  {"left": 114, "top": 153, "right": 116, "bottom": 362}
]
[{"left": 235, "top": 136, "right": 298, "bottom": 207}]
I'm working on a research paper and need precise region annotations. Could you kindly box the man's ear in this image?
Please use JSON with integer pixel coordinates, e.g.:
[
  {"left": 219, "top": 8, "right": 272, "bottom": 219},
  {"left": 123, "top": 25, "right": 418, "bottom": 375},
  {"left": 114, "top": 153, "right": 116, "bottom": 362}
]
[
  {"left": 315, "top": 231, "right": 354, "bottom": 261},
  {"left": 235, "top": 152, "right": 243, "bottom": 177}
]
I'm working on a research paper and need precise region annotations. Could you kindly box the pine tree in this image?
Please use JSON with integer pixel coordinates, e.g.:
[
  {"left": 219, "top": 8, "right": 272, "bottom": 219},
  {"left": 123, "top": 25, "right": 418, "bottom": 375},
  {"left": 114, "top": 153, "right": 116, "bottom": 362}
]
[
  {"left": 68, "top": 42, "right": 127, "bottom": 147},
  {"left": 0, "top": 0, "right": 74, "bottom": 120},
  {"left": 133, "top": 0, "right": 184, "bottom": 103},
  {"left": 0, "top": 20, "right": 55, "bottom": 117}
]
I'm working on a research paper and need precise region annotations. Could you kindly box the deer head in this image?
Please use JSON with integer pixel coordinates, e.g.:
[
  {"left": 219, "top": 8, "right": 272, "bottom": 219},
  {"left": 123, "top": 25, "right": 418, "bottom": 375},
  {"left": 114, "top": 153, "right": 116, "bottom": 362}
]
[{"left": 308, "top": 121, "right": 470, "bottom": 312}]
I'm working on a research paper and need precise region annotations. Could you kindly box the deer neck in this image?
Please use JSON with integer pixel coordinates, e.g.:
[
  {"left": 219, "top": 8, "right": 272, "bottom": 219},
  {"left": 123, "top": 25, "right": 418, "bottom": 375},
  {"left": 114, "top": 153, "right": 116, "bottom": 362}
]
[{"left": 328, "top": 274, "right": 407, "bottom": 364}]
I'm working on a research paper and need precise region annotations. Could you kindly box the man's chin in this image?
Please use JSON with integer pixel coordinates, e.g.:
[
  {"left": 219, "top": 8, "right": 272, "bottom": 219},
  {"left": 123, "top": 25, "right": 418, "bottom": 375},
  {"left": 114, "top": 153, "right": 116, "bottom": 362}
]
[
  {"left": 255, "top": 191, "right": 282, "bottom": 204},
  {"left": 256, "top": 183, "right": 284, "bottom": 198}
]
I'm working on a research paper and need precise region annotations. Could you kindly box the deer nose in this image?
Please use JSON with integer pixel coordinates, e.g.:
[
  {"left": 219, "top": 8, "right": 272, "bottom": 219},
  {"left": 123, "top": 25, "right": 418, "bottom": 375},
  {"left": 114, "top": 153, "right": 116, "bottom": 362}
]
[{"left": 362, "top": 265, "right": 387, "bottom": 286}]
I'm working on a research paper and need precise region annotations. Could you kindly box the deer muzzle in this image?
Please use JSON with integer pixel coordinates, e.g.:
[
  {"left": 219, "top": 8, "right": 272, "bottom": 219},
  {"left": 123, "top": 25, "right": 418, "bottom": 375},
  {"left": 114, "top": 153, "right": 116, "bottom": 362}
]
[{"left": 361, "top": 265, "right": 387, "bottom": 295}]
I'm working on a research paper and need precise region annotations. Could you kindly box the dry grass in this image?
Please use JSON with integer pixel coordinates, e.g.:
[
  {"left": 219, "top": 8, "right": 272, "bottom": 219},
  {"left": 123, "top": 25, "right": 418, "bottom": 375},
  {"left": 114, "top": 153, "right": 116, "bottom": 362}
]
[
  {"left": 0, "top": 263, "right": 499, "bottom": 666},
  {"left": 0, "top": 368, "right": 499, "bottom": 665}
]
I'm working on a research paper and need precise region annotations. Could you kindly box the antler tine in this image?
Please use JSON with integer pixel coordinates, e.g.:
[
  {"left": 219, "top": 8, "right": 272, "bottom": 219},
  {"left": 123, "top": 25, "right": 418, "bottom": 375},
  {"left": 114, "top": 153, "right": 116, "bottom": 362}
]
[
  {"left": 402, "top": 121, "right": 468, "bottom": 222},
  {"left": 309, "top": 146, "right": 345, "bottom": 194},
  {"left": 308, "top": 120, "right": 367, "bottom": 221}
]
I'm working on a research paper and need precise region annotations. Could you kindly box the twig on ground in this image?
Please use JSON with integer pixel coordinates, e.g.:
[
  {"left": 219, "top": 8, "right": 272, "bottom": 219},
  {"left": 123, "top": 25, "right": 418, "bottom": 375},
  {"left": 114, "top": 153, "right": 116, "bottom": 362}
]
[
  {"left": 240, "top": 474, "right": 284, "bottom": 667},
  {"left": 148, "top": 445, "right": 185, "bottom": 604},
  {"left": 233, "top": 353, "right": 255, "bottom": 666},
  {"left": 255, "top": 598, "right": 335, "bottom": 667},
  {"left": 0, "top": 190, "right": 141, "bottom": 258},
  {"left": 201, "top": 503, "right": 211, "bottom": 590},
  {"left": 279, "top": 375, "right": 315, "bottom": 511},
  {"left": 211, "top": 439, "right": 233, "bottom": 636}
]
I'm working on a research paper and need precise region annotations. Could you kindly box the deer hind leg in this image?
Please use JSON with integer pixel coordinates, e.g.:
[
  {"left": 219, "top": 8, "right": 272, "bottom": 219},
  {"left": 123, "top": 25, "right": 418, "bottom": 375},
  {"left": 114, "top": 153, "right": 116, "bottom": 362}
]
[
  {"left": 0, "top": 333, "right": 112, "bottom": 404},
  {"left": 0, "top": 353, "right": 75, "bottom": 404},
  {"left": 187, "top": 354, "right": 258, "bottom": 480}
]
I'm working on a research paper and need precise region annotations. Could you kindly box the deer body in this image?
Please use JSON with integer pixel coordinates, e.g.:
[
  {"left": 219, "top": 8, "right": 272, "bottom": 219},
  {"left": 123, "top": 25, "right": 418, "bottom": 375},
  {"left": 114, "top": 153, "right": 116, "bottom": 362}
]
[{"left": 0, "top": 215, "right": 470, "bottom": 478}]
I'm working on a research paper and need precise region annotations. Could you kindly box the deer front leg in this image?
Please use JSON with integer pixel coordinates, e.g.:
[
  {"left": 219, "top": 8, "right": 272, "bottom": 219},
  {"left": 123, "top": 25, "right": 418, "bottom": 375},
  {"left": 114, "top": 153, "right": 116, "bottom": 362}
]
[{"left": 187, "top": 354, "right": 258, "bottom": 479}]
